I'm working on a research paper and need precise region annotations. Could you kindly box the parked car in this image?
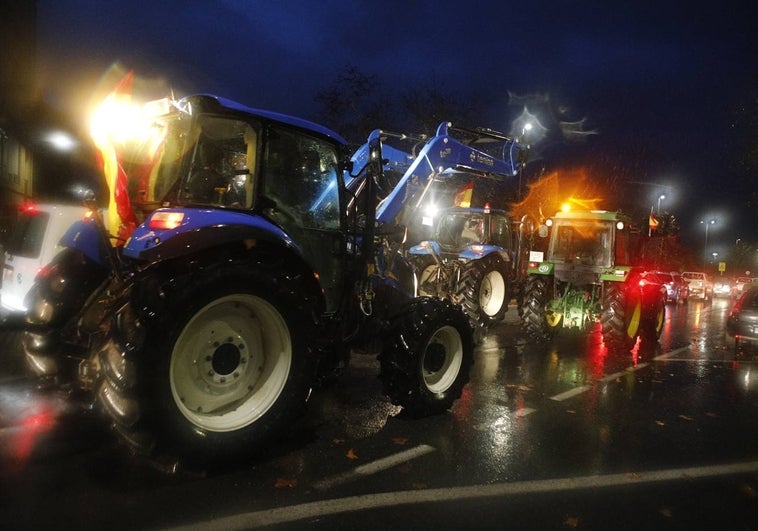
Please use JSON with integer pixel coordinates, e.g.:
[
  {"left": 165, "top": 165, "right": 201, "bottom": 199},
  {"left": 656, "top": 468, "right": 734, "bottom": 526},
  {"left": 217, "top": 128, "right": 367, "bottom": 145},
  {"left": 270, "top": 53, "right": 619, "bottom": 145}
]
[
  {"left": 650, "top": 272, "right": 688, "bottom": 304},
  {"left": 726, "top": 286, "right": 758, "bottom": 349},
  {"left": 733, "top": 277, "right": 755, "bottom": 297},
  {"left": 1, "top": 202, "right": 88, "bottom": 316},
  {"left": 681, "top": 271, "right": 711, "bottom": 300},
  {"left": 712, "top": 276, "right": 733, "bottom": 297}
]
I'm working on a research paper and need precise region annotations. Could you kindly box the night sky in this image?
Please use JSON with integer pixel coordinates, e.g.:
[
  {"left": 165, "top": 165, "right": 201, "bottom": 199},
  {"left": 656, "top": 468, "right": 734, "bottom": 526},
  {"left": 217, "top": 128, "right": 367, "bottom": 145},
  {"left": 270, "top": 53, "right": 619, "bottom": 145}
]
[{"left": 35, "top": 0, "right": 756, "bottom": 254}]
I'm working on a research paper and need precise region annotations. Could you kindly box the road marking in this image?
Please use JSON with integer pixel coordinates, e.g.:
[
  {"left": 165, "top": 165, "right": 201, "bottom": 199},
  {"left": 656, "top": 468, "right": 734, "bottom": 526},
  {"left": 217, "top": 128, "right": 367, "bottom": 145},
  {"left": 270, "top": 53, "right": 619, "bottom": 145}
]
[
  {"left": 312, "top": 444, "right": 435, "bottom": 491},
  {"left": 549, "top": 385, "right": 591, "bottom": 401},
  {"left": 654, "top": 345, "right": 691, "bottom": 360},
  {"left": 598, "top": 370, "right": 627, "bottom": 382},
  {"left": 172, "top": 460, "right": 758, "bottom": 530}
]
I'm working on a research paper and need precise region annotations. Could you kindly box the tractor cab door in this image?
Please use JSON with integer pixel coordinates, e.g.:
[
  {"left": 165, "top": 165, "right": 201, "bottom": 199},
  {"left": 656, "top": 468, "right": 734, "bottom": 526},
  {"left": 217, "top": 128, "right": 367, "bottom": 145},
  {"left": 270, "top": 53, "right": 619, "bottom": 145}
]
[{"left": 261, "top": 125, "right": 346, "bottom": 313}]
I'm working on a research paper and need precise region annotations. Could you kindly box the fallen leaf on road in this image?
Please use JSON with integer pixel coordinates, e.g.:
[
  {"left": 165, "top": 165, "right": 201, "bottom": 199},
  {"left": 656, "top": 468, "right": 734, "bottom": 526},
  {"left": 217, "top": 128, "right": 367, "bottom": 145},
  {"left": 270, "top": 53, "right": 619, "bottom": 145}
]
[
  {"left": 678, "top": 414, "right": 693, "bottom": 421},
  {"left": 563, "top": 515, "right": 580, "bottom": 527},
  {"left": 274, "top": 477, "right": 297, "bottom": 488},
  {"left": 655, "top": 420, "right": 666, "bottom": 426},
  {"left": 392, "top": 436, "right": 408, "bottom": 445},
  {"left": 412, "top": 482, "right": 427, "bottom": 490},
  {"left": 346, "top": 448, "right": 358, "bottom": 460}
]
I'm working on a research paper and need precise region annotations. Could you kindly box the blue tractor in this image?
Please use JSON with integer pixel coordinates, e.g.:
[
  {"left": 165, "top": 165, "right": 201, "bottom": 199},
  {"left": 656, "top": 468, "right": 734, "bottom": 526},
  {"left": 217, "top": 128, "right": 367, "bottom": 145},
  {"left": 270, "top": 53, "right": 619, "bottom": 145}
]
[
  {"left": 409, "top": 205, "right": 536, "bottom": 332},
  {"left": 22, "top": 95, "right": 475, "bottom": 468},
  {"left": 351, "top": 123, "right": 533, "bottom": 334}
]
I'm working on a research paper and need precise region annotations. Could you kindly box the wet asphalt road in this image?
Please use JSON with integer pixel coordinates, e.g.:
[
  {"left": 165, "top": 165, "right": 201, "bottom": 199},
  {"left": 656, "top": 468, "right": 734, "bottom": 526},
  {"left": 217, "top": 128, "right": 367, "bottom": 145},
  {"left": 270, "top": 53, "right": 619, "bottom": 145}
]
[{"left": 1, "top": 298, "right": 757, "bottom": 530}]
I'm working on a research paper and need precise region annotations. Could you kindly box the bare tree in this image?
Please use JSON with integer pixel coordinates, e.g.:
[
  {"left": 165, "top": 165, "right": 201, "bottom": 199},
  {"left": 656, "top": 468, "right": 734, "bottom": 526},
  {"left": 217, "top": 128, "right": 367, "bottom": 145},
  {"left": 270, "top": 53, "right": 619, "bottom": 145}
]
[{"left": 314, "top": 65, "right": 387, "bottom": 146}]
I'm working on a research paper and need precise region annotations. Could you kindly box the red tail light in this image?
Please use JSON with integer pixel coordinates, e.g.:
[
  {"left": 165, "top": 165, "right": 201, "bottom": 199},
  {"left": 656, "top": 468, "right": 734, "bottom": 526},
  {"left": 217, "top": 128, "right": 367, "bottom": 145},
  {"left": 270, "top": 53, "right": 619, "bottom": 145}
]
[{"left": 20, "top": 202, "right": 39, "bottom": 214}]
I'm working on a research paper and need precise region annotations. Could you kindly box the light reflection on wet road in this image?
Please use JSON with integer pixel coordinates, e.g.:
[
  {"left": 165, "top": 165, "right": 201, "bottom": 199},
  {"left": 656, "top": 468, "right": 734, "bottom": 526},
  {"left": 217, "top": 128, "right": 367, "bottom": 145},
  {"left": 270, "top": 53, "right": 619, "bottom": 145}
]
[{"left": 1, "top": 297, "right": 757, "bottom": 529}]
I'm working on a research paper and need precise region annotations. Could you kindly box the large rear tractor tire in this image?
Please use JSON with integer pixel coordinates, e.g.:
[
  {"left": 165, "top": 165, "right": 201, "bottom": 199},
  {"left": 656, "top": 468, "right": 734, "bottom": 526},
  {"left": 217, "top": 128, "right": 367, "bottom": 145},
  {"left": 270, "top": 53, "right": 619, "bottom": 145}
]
[
  {"left": 640, "top": 294, "right": 666, "bottom": 345},
  {"left": 600, "top": 281, "right": 640, "bottom": 353},
  {"left": 379, "top": 297, "right": 474, "bottom": 417},
  {"left": 521, "top": 275, "right": 554, "bottom": 340},
  {"left": 458, "top": 253, "right": 510, "bottom": 328},
  {"left": 23, "top": 248, "right": 109, "bottom": 383},
  {"left": 99, "top": 268, "right": 316, "bottom": 468}
]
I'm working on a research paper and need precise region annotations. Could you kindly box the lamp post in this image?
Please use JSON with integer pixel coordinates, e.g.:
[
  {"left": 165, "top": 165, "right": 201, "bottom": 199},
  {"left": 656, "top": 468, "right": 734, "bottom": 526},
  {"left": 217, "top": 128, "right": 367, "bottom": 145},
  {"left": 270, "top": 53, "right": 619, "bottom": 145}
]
[
  {"left": 518, "top": 122, "right": 532, "bottom": 201},
  {"left": 700, "top": 219, "right": 716, "bottom": 266},
  {"left": 657, "top": 194, "right": 666, "bottom": 214}
]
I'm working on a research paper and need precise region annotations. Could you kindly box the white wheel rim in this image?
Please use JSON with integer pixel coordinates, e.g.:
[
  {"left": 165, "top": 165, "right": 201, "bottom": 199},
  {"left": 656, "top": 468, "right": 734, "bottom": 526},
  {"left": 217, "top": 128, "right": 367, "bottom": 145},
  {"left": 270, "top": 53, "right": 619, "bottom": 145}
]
[
  {"left": 479, "top": 269, "right": 506, "bottom": 316},
  {"left": 418, "top": 264, "right": 438, "bottom": 297},
  {"left": 422, "top": 325, "right": 463, "bottom": 393},
  {"left": 170, "top": 294, "right": 291, "bottom": 432}
]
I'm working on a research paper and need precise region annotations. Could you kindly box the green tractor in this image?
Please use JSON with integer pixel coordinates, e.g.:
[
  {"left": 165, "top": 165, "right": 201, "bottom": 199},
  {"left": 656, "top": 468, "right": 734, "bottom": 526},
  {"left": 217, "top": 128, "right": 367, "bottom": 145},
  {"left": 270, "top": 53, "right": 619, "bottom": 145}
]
[{"left": 521, "top": 209, "right": 666, "bottom": 352}]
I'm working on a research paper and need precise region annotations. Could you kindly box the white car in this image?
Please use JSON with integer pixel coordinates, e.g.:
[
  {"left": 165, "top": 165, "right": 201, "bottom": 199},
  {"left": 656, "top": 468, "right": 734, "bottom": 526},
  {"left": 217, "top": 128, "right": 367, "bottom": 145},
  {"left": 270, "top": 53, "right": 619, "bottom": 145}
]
[
  {"left": 733, "top": 277, "right": 755, "bottom": 297},
  {"left": 712, "top": 277, "right": 733, "bottom": 297},
  {"left": 681, "top": 271, "right": 711, "bottom": 300},
  {"left": 1, "top": 203, "right": 88, "bottom": 316}
]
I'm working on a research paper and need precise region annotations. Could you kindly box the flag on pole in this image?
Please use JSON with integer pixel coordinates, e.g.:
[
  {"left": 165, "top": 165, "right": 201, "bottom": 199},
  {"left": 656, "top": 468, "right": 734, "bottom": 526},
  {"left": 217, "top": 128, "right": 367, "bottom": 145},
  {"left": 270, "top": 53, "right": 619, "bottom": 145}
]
[
  {"left": 91, "top": 70, "right": 139, "bottom": 242},
  {"left": 648, "top": 205, "right": 659, "bottom": 236}
]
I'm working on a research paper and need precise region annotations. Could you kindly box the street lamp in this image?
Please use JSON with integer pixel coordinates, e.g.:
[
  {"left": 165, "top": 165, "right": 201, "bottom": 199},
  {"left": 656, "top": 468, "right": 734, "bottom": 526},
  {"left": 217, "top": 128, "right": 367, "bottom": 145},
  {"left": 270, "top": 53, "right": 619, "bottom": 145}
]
[
  {"left": 700, "top": 219, "right": 716, "bottom": 265},
  {"left": 657, "top": 194, "right": 666, "bottom": 214},
  {"left": 517, "top": 122, "right": 532, "bottom": 201}
]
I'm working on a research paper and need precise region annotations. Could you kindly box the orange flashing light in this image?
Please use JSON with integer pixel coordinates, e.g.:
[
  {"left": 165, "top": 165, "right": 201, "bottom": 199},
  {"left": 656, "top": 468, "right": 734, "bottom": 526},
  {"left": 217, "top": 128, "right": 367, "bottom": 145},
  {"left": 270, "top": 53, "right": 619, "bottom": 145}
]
[{"left": 149, "top": 211, "right": 184, "bottom": 230}]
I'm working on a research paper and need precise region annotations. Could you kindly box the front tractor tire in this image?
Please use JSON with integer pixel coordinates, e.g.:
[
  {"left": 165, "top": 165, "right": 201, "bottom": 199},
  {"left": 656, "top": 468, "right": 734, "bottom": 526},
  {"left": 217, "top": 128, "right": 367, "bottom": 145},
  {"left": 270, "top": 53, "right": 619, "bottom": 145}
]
[
  {"left": 379, "top": 297, "right": 474, "bottom": 417},
  {"left": 600, "top": 281, "right": 640, "bottom": 352},
  {"left": 101, "top": 268, "right": 316, "bottom": 467},
  {"left": 411, "top": 255, "right": 442, "bottom": 298},
  {"left": 458, "top": 254, "right": 510, "bottom": 328}
]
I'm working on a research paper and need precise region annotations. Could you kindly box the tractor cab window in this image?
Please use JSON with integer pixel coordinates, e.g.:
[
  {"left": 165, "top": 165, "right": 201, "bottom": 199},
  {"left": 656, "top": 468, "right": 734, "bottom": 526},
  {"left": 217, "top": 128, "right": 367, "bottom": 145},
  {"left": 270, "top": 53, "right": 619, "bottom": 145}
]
[
  {"left": 460, "top": 215, "right": 484, "bottom": 244},
  {"left": 550, "top": 220, "right": 613, "bottom": 267},
  {"left": 180, "top": 116, "right": 258, "bottom": 209},
  {"left": 262, "top": 126, "right": 341, "bottom": 230},
  {"left": 489, "top": 215, "right": 513, "bottom": 250}
]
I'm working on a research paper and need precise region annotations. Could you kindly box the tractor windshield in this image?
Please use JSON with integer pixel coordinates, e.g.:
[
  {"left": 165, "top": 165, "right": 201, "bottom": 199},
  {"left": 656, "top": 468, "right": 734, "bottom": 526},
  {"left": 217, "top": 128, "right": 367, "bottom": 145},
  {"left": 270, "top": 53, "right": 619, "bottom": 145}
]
[
  {"left": 549, "top": 219, "right": 613, "bottom": 267},
  {"left": 178, "top": 116, "right": 259, "bottom": 209}
]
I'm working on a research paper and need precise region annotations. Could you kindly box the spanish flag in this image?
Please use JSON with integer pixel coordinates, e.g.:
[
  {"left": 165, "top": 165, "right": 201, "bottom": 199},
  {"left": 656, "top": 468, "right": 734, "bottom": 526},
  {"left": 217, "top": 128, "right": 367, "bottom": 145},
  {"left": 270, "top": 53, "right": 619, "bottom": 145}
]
[
  {"left": 454, "top": 181, "right": 474, "bottom": 208},
  {"left": 648, "top": 205, "right": 659, "bottom": 235},
  {"left": 90, "top": 71, "right": 139, "bottom": 241}
]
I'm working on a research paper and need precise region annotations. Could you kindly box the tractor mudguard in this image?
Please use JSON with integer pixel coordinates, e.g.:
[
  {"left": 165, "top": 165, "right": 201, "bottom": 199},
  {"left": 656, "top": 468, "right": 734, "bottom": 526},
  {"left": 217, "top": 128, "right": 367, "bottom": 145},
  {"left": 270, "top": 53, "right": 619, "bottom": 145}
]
[
  {"left": 59, "top": 217, "right": 112, "bottom": 268},
  {"left": 599, "top": 266, "right": 632, "bottom": 283},
  {"left": 124, "top": 209, "right": 302, "bottom": 262},
  {"left": 408, "top": 240, "right": 442, "bottom": 256},
  {"left": 527, "top": 262, "right": 554, "bottom": 275},
  {"left": 458, "top": 245, "right": 508, "bottom": 261}
]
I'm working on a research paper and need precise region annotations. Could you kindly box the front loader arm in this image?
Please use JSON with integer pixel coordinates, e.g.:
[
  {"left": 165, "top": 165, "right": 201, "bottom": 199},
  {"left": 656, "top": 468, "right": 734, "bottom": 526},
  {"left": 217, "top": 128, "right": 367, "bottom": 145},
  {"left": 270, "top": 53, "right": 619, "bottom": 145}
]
[{"left": 376, "top": 121, "right": 526, "bottom": 224}]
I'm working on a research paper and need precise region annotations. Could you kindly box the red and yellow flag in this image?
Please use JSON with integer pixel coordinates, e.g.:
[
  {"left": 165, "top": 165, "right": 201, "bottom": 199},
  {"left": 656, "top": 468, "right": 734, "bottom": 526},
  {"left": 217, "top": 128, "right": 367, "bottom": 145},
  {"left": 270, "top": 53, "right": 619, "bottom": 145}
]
[
  {"left": 649, "top": 210, "right": 659, "bottom": 230},
  {"left": 454, "top": 181, "right": 474, "bottom": 208},
  {"left": 648, "top": 206, "right": 659, "bottom": 236}
]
